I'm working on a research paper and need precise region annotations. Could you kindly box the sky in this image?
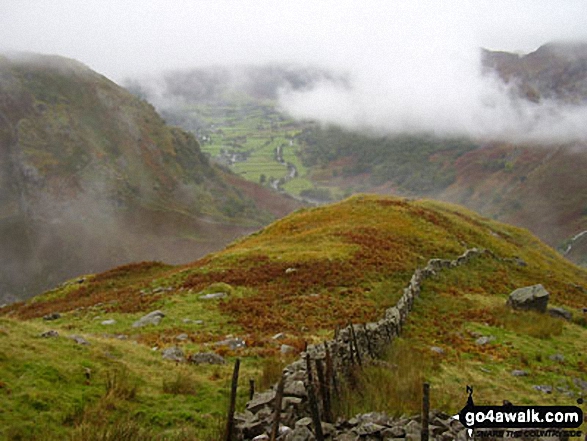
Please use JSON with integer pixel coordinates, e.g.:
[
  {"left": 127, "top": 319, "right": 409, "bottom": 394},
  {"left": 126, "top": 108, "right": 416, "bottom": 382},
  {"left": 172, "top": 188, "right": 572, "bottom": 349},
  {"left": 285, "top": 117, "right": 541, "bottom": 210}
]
[{"left": 2, "top": 0, "right": 587, "bottom": 141}]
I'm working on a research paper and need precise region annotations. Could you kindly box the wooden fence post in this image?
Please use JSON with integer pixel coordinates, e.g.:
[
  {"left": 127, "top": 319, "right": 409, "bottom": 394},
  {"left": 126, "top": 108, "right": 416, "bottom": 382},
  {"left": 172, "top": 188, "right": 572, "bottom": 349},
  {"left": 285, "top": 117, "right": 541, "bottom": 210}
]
[
  {"left": 363, "top": 323, "right": 375, "bottom": 358},
  {"left": 224, "top": 358, "right": 240, "bottom": 441},
  {"left": 315, "top": 359, "right": 332, "bottom": 423},
  {"left": 305, "top": 354, "right": 325, "bottom": 441},
  {"left": 421, "top": 382, "right": 430, "bottom": 441},
  {"left": 324, "top": 342, "right": 339, "bottom": 401},
  {"left": 349, "top": 322, "right": 362, "bottom": 367},
  {"left": 270, "top": 374, "right": 285, "bottom": 441},
  {"left": 249, "top": 378, "right": 255, "bottom": 400}
]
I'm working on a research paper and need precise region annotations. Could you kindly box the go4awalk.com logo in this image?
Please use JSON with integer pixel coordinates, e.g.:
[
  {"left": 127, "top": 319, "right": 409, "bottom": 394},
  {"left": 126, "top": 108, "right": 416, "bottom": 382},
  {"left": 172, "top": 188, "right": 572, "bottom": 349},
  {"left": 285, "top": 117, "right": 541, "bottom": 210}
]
[{"left": 453, "top": 386, "right": 585, "bottom": 439}]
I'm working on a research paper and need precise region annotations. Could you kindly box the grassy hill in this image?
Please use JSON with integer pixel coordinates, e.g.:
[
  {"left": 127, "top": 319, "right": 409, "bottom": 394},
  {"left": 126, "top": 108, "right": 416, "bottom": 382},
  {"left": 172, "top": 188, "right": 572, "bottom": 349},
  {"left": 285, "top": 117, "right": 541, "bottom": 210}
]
[
  {"left": 2, "top": 195, "right": 586, "bottom": 439},
  {"left": 0, "top": 53, "right": 301, "bottom": 302}
]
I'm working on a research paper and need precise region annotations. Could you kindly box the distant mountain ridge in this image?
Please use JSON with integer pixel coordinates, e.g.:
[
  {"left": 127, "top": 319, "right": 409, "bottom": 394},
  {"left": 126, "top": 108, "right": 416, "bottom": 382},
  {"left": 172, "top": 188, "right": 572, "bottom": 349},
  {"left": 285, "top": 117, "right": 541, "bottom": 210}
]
[
  {"left": 483, "top": 41, "right": 587, "bottom": 104},
  {"left": 0, "top": 53, "right": 300, "bottom": 302}
]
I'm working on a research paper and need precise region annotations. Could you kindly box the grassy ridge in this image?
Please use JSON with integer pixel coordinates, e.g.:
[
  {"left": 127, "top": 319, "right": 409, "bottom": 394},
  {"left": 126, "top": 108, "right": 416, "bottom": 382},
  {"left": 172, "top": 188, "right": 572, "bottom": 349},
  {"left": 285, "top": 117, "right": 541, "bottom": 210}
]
[{"left": 2, "top": 195, "right": 586, "bottom": 437}]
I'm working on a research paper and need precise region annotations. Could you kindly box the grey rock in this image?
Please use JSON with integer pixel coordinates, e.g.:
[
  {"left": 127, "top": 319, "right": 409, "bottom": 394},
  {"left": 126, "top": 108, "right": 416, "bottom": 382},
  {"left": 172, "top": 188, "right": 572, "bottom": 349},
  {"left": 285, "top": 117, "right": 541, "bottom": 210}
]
[
  {"left": 284, "top": 380, "right": 306, "bottom": 398},
  {"left": 549, "top": 353, "right": 565, "bottom": 362},
  {"left": 240, "top": 417, "right": 267, "bottom": 439},
  {"left": 548, "top": 307, "right": 572, "bottom": 321},
  {"left": 430, "top": 346, "right": 445, "bottom": 355},
  {"left": 132, "top": 310, "right": 165, "bottom": 328},
  {"left": 40, "top": 330, "right": 59, "bottom": 338},
  {"left": 175, "top": 333, "right": 189, "bottom": 341},
  {"left": 320, "top": 422, "right": 336, "bottom": 436},
  {"left": 252, "top": 435, "right": 269, "bottom": 441},
  {"left": 295, "top": 417, "right": 312, "bottom": 428},
  {"left": 70, "top": 335, "right": 89, "bottom": 345},
  {"left": 282, "top": 396, "right": 302, "bottom": 409},
  {"left": 533, "top": 384, "right": 553, "bottom": 394},
  {"left": 511, "top": 369, "right": 528, "bottom": 376},
  {"left": 475, "top": 336, "right": 495, "bottom": 345},
  {"left": 573, "top": 377, "right": 587, "bottom": 390},
  {"left": 188, "top": 352, "right": 226, "bottom": 365},
  {"left": 43, "top": 312, "right": 61, "bottom": 321},
  {"left": 286, "top": 425, "right": 313, "bottom": 441},
  {"left": 382, "top": 426, "right": 406, "bottom": 438},
  {"left": 356, "top": 421, "right": 386, "bottom": 435},
  {"left": 214, "top": 337, "right": 246, "bottom": 350},
  {"left": 199, "top": 292, "right": 228, "bottom": 300},
  {"left": 507, "top": 284, "right": 549, "bottom": 312},
  {"left": 272, "top": 332, "right": 285, "bottom": 340},
  {"left": 161, "top": 346, "right": 185, "bottom": 362},
  {"left": 101, "top": 319, "right": 116, "bottom": 325},
  {"left": 247, "top": 390, "right": 276, "bottom": 413}
]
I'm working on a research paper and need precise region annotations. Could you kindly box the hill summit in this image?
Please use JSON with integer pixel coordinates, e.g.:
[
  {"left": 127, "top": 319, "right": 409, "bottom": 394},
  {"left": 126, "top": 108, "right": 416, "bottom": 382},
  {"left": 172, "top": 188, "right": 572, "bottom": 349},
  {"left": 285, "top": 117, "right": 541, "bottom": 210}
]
[{"left": 1, "top": 195, "right": 586, "bottom": 438}]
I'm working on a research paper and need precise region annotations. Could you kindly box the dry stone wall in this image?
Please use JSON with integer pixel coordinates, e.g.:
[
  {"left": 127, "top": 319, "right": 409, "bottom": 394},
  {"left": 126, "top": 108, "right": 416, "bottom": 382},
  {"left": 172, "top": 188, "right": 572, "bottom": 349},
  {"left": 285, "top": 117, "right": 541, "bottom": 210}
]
[{"left": 235, "top": 248, "right": 491, "bottom": 440}]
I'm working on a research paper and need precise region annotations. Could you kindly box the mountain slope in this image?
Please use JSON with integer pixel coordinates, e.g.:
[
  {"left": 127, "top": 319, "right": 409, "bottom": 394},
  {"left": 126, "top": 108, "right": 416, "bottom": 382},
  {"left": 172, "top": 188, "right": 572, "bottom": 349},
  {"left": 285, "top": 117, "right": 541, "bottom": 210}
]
[
  {"left": 0, "top": 53, "right": 301, "bottom": 302},
  {"left": 1, "top": 195, "right": 586, "bottom": 438}
]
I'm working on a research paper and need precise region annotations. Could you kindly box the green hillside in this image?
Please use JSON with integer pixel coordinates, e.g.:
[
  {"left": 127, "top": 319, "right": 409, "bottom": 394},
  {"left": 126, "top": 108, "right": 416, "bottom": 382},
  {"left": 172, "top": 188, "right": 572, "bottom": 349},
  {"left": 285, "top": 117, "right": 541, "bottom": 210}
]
[
  {"left": 2, "top": 195, "right": 586, "bottom": 438},
  {"left": 0, "top": 54, "right": 301, "bottom": 302}
]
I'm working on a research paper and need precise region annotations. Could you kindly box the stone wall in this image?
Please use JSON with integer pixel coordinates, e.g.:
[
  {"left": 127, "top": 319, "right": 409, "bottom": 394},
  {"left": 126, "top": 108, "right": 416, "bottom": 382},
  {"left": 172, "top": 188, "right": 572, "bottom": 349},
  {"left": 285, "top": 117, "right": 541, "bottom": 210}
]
[{"left": 235, "top": 248, "right": 489, "bottom": 440}]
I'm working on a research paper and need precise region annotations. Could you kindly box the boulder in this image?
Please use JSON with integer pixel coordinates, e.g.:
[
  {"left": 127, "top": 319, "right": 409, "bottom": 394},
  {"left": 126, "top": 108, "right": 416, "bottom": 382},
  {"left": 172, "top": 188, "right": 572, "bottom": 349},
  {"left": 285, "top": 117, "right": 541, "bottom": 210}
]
[
  {"left": 475, "top": 336, "right": 495, "bottom": 345},
  {"left": 548, "top": 307, "right": 572, "bottom": 321},
  {"left": 70, "top": 335, "right": 89, "bottom": 345},
  {"left": 507, "top": 284, "right": 549, "bottom": 312},
  {"left": 214, "top": 337, "right": 246, "bottom": 350},
  {"left": 40, "top": 330, "right": 59, "bottom": 338},
  {"left": 161, "top": 346, "right": 185, "bottom": 362},
  {"left": 533, "top": 384, "right": 553, "bottom": 394},
  {"left": 43, "top": 312, "right": 61, "bottom": 321},
  {"left": 188, "top": 352, "right": 226, "bottom": 365},
  {"left": 132, "top": 310, "right": 165, "bottom": 328},
  {"left": 199, "top": 292, "right": 227, "bottom": 300}
]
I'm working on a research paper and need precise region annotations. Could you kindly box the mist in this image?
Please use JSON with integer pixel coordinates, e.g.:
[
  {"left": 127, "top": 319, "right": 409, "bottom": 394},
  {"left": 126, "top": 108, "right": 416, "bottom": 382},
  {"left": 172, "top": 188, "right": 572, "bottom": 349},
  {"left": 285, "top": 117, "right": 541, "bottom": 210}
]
[{"left": 2, "top": 1, "right": 587, "bottom": 141}]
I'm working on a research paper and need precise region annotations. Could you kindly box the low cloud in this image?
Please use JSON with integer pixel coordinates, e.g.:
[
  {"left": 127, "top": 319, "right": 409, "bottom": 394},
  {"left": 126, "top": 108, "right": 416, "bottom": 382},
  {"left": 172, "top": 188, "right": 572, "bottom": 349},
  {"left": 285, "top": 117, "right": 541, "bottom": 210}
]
[{"left": 2, "top": 0, "right": 587, "bottom": 142}]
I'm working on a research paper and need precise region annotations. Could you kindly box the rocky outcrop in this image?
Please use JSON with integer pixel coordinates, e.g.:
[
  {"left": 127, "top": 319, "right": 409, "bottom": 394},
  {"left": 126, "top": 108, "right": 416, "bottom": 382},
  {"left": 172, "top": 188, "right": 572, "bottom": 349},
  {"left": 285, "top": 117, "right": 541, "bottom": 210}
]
[{"left": 234, "top": 248, "right": 489, "bottom": 440}]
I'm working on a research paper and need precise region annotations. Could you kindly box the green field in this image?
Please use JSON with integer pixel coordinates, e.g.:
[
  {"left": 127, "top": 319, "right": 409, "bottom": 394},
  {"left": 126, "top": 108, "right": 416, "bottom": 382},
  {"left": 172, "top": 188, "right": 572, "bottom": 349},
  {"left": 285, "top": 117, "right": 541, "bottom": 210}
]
[{"left": 170, "top": 96, "right": 317, "bottom": 198}]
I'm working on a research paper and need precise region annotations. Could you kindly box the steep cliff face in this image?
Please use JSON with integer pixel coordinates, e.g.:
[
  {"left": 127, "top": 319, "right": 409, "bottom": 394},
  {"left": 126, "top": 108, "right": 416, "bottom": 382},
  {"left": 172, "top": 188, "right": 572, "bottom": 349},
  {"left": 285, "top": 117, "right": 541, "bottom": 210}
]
[{"left": 0, "top": 54, "right": 299, "bottom": 302}]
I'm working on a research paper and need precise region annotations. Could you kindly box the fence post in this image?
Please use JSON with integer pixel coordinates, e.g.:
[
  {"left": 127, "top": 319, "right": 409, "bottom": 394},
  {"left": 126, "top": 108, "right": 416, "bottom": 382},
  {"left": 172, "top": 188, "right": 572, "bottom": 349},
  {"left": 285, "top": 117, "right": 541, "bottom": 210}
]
[
  {"left": 224, "top": 358, "right": 240, "bottom": 441},
  {"left": 421, "top": 382, "right": 430, "bottom": 441},
  {"left": 324, "top": 342, "right": 339, "bottom": 401},
  {"left": 363, "top": 323, "right": 375, "bottom": 358},
  {"left": 349, "top": 323, "right": 362, "bottom": 367},
  {"left": 315, "top": 359, "right": 332, "bottom": 423},
  {"left": 305, "top": 354, "right": 325, "bottom": 441},
  {"left": 249, "top": 378, "right": 255, "bottom": 401},
  {"left": 270, "top": 374, "right": 285, "bottom": 441}
]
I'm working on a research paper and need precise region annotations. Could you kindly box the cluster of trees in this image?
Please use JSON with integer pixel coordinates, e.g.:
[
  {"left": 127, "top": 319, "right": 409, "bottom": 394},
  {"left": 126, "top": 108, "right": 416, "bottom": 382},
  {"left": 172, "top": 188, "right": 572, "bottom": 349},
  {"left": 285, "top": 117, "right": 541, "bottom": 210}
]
[{"left": 299, "top": 127, "right": 478, "bottom": 193}]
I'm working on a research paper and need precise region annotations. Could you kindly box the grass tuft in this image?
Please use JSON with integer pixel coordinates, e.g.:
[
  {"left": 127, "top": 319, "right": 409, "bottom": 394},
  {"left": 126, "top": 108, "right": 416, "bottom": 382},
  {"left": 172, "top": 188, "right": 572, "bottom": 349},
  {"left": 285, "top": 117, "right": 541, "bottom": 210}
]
[
  {"left": 333, "top": 339, "right": 437, "bottom": 418},
  {"left": 490, "top": 306, "right": 564, "bottom": 339},
  {"left": 162, "top": 369, "right": 198, "bottom": 396}
]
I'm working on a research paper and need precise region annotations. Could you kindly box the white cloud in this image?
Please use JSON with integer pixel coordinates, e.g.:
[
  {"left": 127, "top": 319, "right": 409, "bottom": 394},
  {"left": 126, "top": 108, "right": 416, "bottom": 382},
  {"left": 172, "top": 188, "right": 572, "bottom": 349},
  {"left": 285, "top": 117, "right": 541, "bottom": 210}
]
[{"left": 2, "top": 0, "right": 587, "bottom": 141}]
